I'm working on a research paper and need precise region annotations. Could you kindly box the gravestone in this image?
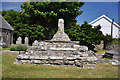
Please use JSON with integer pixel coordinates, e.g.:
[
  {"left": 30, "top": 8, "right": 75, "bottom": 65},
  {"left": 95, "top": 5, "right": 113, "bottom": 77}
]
[
  {"left": 25, "top": 37, "right": 28, "bottom": 46},
  {"left": 16, "top": 37, "right": 22, "bottom": 44},
  {"left": 94, "top": 41, "right": 104, "bottom": 50},
  {"left": 32, "top": 40, "right": 38, "bottom": 46}
]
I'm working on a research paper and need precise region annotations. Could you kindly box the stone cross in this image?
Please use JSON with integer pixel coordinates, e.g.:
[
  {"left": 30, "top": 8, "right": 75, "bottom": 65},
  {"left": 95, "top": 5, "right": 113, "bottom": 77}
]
[
  {"left": 51, "top": 18, "right": 70, "bottom": 41},
  {"left": 16, "top": 37, "right": 22, "bottom": 44},
  {"left": 58, "top": 19, "right": 64, "bottom": 32},
  {"left": 25, "top": 37, "right": 28, "bottom": 46}
]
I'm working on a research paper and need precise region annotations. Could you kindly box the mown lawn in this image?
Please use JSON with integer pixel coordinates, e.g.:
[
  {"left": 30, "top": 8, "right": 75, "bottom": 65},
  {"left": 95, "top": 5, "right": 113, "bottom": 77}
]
[
  {"left": 2, "top": 53, "right": 119, "bottom": 78},
  {"left": 0, "top": 48, "right": 10, "bottom": 51}
]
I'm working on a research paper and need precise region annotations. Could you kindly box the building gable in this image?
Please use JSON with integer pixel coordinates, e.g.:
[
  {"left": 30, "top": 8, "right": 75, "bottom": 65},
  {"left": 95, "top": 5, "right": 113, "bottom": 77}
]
[{"left": 89, "top": 15, "right": 120, "bottom": 29}]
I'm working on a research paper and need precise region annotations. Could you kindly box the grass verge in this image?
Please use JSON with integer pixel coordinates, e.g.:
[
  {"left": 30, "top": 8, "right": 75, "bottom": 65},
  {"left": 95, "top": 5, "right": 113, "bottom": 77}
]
[
  {"left": 1, "top": 48, "right": 10, "bottom": 50},
  {"left": 2, "top": 53, "right": 119, "bottom": 78}
]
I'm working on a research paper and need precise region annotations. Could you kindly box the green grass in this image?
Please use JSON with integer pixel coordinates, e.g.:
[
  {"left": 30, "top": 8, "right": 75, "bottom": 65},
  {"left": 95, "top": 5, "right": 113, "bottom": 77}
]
[
  {"left": 108, "top": 38, "right": 120, "bottom": 44},
  {"left": 95, "top": 49, "right": 106, "bottom": 54},
  {"left": 99, "top": 57, "right": 111, "bottom": 60},
  {"left": 0, "top": 48, "right": 10, "bottom": 50},
  {"left": 2, "top": 53, "right": 119, "bottom": 78}
]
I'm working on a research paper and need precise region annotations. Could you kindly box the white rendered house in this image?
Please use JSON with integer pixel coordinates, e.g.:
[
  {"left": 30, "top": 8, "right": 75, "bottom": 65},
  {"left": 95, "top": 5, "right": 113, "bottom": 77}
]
[{"left": 89, "top": 15, "right": 120, "bottom": 38}]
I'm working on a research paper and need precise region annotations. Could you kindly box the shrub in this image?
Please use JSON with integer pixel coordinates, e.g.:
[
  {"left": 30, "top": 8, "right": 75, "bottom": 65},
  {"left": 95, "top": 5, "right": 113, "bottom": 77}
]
[
  {"left": 15, "top": 44, "right": 27, "bottom": 51},
  {"left": 103, "top": 34, "right": 113, "bottom": 44},
  {"left": 10, "top": 46, "right": 16, "bottom": 51},
  {"left": 10, "top": 44, "right": 27, "bottom": 51},
  {"left": 110, "top": 38, "right": 120, "bottom": 44},
  {"left": 103, "top": 34, "right": 113, "bottom": 49},
  {"left": 103, "top": 34, "right": 120, "bottom": 44}
]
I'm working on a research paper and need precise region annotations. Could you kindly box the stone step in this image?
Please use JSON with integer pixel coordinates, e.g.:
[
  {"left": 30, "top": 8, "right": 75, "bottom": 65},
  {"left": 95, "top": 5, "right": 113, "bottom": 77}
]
[{"left": 49, "top": 47, "right": 77, "bottom": 51}]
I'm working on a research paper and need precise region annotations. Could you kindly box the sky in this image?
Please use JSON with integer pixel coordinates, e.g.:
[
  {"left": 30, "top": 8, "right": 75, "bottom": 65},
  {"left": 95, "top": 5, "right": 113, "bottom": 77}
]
[
  {"left": 77, "top": 2, "right": 119, "bottom": 25},
  {"left": 1, "top": 2, "right": 119, "bottom": 25}
]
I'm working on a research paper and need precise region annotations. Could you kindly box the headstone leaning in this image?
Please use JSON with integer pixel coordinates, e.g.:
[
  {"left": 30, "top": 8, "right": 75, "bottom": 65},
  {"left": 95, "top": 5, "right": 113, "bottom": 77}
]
[
  {"left": 25, "top": 37, "right": 29, "bottom": 46},
  {"left": 16, "top": 37, "right": 22, "bottom": 44}
]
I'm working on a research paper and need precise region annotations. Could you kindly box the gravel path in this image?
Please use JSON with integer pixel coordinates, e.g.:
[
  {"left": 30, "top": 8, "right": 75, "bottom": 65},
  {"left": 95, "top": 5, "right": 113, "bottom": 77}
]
[{"left": 2, "top": 50, "right": 19, "bottom": 54}]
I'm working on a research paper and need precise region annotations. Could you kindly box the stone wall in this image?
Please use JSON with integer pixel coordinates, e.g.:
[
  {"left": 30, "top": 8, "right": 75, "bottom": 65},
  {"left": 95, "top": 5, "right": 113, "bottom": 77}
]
[
  {"left": 2, "top": 28, "right": 13, "bottom": 48},
  {"left": 15, "top": 54, "right": 97, "bottom": 68}
]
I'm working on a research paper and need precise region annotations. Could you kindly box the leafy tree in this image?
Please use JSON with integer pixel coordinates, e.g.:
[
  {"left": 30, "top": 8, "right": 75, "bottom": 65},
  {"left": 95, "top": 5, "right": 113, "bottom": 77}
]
[
  {"left": 2, "top": 10, "right": 45, "bottom": 44},
  {"left": 20, "top": 2, "right": 84, "bottom": 39},
  {"left": 2, "top": 2, "right": 84, "bottom": 44},
  {"left": 68, "top": 21, "right": 104, "bottom": 50},
  {"left": 13, "top": 23, "right": 45, "bottom": 44},
  {"left": 2, "top": 10, "right": 20, "bottom": 26}
]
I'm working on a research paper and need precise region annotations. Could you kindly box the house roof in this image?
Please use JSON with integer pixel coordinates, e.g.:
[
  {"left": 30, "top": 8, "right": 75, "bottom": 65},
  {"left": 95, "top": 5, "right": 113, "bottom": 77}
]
[
  {"left": 0, "top": 15, "right": 14, "bottom": 30},
  {"left": 89, "top": 15, "right": 120, "bottom": 29}
]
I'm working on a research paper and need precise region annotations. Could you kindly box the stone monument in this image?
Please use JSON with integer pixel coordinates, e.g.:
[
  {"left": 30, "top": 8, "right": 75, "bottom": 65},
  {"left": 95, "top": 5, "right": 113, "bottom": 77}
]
[
  {"left": 25, "top": 37, "right": 28, "bottom": 46},
  {"left": 51, "top": 19, "right": 70, "bottom": 41},
  {"left": 14, "top": 19, "right": 98, "bottom": 68},
  {"left": 16, "top": 37, "right": 22, "bottom": 44}
]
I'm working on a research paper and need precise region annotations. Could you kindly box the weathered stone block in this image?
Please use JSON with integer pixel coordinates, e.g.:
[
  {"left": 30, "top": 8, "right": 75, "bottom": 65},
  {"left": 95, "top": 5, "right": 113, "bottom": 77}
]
[
  {"left": 87, "top": 57, "right": 98, "bottom": 61},
  {"left": 78, "top": 46, "right": 88, "bottom": 51},
  {"left": 30, "top": 56, "right": 35, "bottom": 59},
  {"left": 49, "top": 56, "right": 63, "bottom": 60},
  {"left": 68, "top": 61, "right": 74, "bottom": 65}
]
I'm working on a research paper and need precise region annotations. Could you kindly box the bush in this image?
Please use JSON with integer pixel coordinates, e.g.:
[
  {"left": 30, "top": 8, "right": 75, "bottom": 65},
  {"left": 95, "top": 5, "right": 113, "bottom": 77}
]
[
  {"left": 110, "top": 38, "right": 120, "bottom": 44},
  {"left": 103, "top": 34, "right": 113, "bottom": 44},
  {"left": 103, "top": 34, "right": 120, "bottom": 44},
  {"left": 10, "top": 44, "right": 27, "bottom": 51},
  {"left": 10, "top": 46, "right": 15, "bottom": 51},
  {"left": 103, "top": 34, "right": 113, "bottom": 49}
]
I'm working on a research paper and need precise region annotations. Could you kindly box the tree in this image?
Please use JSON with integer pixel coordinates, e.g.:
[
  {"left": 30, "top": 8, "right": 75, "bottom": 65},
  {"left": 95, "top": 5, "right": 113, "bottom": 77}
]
[
  {"left": 13, "top": 23, "right": 45, "bottom": 44},
  {"left": 20, "top": 2, "right": 84, "bottom": 39},
  {"left": 2, "top": 10, "right": 45, "bottom": 44},
  {"left": 2, "top": 10, "right": 20, "bottom": 26},
  {"left": 68, "top": 21, "right": 104, "bottom": 50}
]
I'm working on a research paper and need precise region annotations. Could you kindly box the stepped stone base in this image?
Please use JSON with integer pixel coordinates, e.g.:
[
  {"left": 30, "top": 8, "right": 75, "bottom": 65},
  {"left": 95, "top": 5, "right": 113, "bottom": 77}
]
[
  {"left": 15, "top": 55, "right": 97, "bottom": 68},
  {"left": 14, "top": 41, "right": 98, "bottom": 68}
]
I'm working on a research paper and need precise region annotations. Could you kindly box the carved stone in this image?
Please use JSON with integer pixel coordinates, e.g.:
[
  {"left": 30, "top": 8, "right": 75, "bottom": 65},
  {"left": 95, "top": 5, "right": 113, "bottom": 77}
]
[{"left": 51, "top": 19, "right": 70, "bottom": 41}]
